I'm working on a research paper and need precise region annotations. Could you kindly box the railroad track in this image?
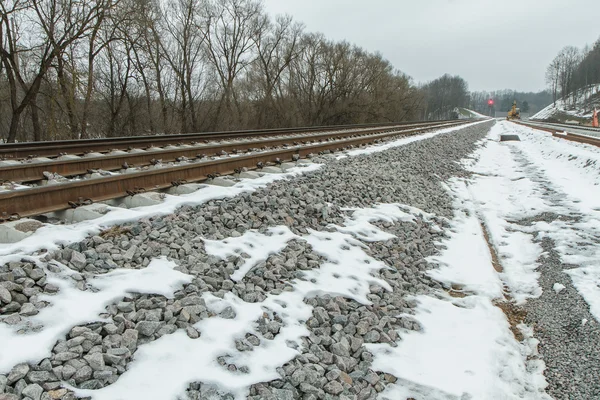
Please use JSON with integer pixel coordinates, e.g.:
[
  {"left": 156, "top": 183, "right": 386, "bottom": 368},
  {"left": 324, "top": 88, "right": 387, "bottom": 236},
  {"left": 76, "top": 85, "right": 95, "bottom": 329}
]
[
  {"left": 0, "top": 121, "right": 448, "bottom": 160},
  {"left": 529, "top": 120, "right": 600, "bottom": 135},
  {"left": 513, "top": 120, "right": 600, "bottom": 147},
  {"left": 0, "top": 122, "right": 454, "bottom": 183},
  {"left": 0, "top": 120, "right": 473, "bottom": 220}
]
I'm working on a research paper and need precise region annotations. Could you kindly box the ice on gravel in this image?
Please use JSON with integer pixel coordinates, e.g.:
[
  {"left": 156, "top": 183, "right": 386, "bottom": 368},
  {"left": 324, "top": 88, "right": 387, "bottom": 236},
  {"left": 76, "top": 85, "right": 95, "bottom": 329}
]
[{"left": 0, "top": 257, "right": 191, "bottom": 372}]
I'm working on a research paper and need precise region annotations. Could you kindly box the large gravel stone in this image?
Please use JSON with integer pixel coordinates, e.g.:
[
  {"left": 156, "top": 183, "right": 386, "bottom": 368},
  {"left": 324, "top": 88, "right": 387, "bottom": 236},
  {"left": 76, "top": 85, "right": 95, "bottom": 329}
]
[
  {"left": 7, "top": 364, "right": 29, "bottom": 384},
  {"left": 135, "top": 321, "right": 161, "bottom": 336},
  {"left": 70, "top": 251, "right": 87, "bottom": 270}
]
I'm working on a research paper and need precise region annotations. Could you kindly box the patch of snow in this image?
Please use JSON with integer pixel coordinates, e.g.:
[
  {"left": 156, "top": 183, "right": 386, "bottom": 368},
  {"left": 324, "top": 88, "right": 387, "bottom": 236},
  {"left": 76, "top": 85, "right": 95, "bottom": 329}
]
[
  {"left": 565, "top": 267, "right": 600, "bottom": 320},
  {"left": 552, "top": 283, "right": 566, "bottom": 294},
  {"left": 332, "top": 204, "right": 420, "bottom": 242},
  {"left": 202, "top": 226, "right": 297, "bottom": 281},
  {"left": 427, "top": 183, "right": 504, "bottom": 299},
  {"left": 370, "top": 295, "right": 549, "bottom": 400},
  {"left": 0, "top": 257, "right": 191, "bottom": 372}
]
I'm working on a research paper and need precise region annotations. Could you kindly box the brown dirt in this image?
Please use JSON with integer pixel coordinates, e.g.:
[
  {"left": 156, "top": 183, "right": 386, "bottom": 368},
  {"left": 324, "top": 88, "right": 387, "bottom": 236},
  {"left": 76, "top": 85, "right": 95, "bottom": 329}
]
[
  {"left": 479, "top": 221, "right": 503, "bottom": 272},
  {"left": 479, "top": 217, "right": 527, "bottom": 342}
]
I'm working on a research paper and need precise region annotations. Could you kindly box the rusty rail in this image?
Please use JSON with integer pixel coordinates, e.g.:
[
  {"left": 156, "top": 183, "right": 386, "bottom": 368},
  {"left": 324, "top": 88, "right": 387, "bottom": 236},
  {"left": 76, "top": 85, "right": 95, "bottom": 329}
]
[
  {"left": 513, "top": 121, "right": 600, "bottom": 148},
  {"left": 0, "top": 121, "right": 455, "bottom": 159},
  {"left": 0, "top": 122, "right": 458, "bottom": 183},
  {"left": 0, "top": 120, "right": 471, "bottom": 218}
]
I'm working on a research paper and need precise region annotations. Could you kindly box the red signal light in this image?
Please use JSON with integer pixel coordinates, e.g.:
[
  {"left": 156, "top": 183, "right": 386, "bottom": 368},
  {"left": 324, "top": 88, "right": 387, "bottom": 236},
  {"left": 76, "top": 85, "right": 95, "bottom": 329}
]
[{"left": 488, "top": 99, "right": 494, "bottom": 106}]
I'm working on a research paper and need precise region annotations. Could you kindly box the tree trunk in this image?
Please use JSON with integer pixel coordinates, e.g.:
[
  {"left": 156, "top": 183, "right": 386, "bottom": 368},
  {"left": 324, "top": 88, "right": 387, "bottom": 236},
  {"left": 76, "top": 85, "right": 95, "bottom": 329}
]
[
  {"left": 7, "top": 111, "right": 22, "bottom": 143},
  {"left": 30, "top": 99, "right": 42, "bottom": 141}
]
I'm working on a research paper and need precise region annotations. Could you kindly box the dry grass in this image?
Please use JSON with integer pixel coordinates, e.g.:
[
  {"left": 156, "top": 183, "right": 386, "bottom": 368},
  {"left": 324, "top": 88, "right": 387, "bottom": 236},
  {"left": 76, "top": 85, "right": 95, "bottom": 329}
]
[
  {"left": 494, "top": 301, "right": 527, "bottom": 341},
  {"left": 99, "top": 225, "right": 131, "bottom": 239}
]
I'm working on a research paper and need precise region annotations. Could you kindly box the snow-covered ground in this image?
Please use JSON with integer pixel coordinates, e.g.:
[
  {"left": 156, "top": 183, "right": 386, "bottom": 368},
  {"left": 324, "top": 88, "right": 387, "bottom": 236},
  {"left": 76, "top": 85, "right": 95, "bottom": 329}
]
[
  {"left": 373, "top": 120, "right": 600, "bottom": 398},
  {"left": 458, "top": 107, "right": 488, "bottom": 119},
  {"left": 492, "top": 122, "right": 600, "bottom": 321},
  {"left": 450, "top": 121, "right": 600, "bottom": 319},
  {"left": 532, "top": 84, "right": 600, "bottom": 120}
]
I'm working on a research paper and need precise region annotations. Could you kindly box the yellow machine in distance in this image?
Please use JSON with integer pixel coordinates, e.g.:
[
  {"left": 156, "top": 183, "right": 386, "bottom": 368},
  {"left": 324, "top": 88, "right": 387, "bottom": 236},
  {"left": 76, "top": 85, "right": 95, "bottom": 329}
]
[{"left": 507, "top": 101, "right": 521, "bottom": 120}]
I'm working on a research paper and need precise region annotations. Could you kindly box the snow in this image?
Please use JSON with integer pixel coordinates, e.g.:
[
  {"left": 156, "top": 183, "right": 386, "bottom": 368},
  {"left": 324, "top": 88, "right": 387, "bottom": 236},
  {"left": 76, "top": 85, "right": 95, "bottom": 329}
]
[
  {"left": 71, "top": 204, "right": 422, "bottom": 400},
  {"left": 332, "top": 204, "right": 421, "bottom": 242},
  {"left": 504, "top": 122, "right": 600, "bottom": 321},
  {"left": 337, "top": 119, "right": 490, "bottom": 159},
  {"left": 370, "top": 295, "right": 548, "bottom": 400},
  {"left": 372, "top": 120, "right": 600, "bottom": 399},
  {"left": 69, "top": 197, "right": 549, "bottom": 400},
  {"left": 459, "top": 108, "right": 488, "bottom": 119},
  {"left": 202, "top": 226, "right": 297, "bottom": 281},
  {"left": 368, "top": 163, "right": 549, "bottom": 399},
  {"left": 552, "top": 283, "right": 566, "bottom": 294},
  {"left": 453, "top": 123, "right": 552, "bottom": 303},
  {"left": 0, "top": 257, "right": 191, "bottom": 372},
  {"left": 427, "top": 191, "right": 504, "bottom": 299},
  {"left": 565, "top": 267, "right": 600, "bottom": 319}
]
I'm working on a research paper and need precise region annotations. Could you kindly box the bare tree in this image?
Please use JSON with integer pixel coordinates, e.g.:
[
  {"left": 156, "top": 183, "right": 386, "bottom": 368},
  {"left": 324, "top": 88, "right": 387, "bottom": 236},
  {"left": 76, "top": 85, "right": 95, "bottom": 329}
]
[
  {"left": 0, "top": 0, "right": 115, "bottom": 142},
  {"left": 204, "top": 0, "right": 263, "bottom": 129}
]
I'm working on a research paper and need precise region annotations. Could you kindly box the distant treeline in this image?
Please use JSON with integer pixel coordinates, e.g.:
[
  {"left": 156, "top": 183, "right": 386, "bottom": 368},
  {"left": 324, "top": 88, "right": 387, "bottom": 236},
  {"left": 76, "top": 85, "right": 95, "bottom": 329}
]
[
  {"left": 545, "top": 37, "right": 600, "bottom": 106},
  {"left": 469, "top": 90, "right": 553, "bottom": 116}
]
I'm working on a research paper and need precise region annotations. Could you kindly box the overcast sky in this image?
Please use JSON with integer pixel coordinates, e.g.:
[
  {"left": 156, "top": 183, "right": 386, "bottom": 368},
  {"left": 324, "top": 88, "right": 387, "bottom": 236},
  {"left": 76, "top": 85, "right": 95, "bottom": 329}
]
[{"left": 263, "top": 0, "right": 599, "bottom": 93}]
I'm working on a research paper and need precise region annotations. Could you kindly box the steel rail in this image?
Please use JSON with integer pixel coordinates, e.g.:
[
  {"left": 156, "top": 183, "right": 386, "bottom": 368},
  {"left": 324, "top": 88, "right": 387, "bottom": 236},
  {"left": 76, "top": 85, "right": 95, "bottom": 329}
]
[
  {"left": 0, "top": 120, "right": 458, "bottom": 159},
  {"left": 0, "top": 122, "right": 459, "bottom": 183},
  {"left": 0, "top": 120, "right": 471, "bottom": 218},
  {"left": 513, "top": 121, "right": 600, "bottom": 148},
  {"left": 532, "top": 121, "right": 600, "bottom": 134}
]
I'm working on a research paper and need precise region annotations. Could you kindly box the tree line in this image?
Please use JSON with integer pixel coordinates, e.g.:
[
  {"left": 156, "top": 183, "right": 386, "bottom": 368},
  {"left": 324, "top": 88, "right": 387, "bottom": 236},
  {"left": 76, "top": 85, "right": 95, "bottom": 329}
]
[
  {"left": 3, "top": 0, "right": 467, "bottom": 143},
  {"left": 545, "top": 37, "right": 600, "bottom": 107},
  {"left": 469, "top": 90, "right": 552, "bottom": 116}
]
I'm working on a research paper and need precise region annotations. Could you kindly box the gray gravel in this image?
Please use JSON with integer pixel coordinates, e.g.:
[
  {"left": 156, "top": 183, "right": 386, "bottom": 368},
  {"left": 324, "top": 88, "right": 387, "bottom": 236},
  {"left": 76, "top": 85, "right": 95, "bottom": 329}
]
[
  {"left": 524, "top": 236, "right": 600, "bottom": 400},
  {"left": 0, "top": 121, "right": 493, "bottom": 399}
]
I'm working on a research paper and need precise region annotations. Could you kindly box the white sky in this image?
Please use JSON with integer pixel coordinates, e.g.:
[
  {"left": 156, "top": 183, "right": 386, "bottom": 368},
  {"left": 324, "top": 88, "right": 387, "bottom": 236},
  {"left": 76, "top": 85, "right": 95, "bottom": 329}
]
[{"left": 263, "top": 0, "right": 599, "bottom": 92}]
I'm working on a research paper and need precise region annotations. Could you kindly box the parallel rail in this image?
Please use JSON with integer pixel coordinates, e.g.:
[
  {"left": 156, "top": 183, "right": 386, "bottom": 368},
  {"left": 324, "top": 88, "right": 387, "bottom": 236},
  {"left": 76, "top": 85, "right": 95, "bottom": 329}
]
[
  {"left": 0, "top": 121, "right": 450, "bottom": 159},
  {"left": 0, "top": 123, "right": 456, "bottom": 183},
  {"left": 513, "top": 121, "right": 600, "bottom": 148},
  {"left": 530, "top": 121, "right": 600, "bottom": 135},
  {"left": 0, "top": 120, "right": 472, "bottom": 218}
]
